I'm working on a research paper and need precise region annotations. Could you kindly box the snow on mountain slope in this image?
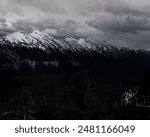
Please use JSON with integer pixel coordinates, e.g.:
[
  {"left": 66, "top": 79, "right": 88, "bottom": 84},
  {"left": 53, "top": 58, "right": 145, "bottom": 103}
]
[
  {"left": 0, "top": 31, "right": 144, "bottom": 57},
  {"left": 6, "top": 32, "right": 27, "bottom": 43}
]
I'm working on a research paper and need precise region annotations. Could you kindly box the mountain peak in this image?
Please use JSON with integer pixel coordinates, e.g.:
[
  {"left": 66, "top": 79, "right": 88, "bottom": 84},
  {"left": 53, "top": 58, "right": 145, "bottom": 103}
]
[
  {"left": 6, "top": 32, "right": 27, "bottom": 43},
  {"left": 30, "top": 31, "right": 48, "bottom": 37},
  {"left": 30, "top": 31, "right": 52, "bottom": 41}
]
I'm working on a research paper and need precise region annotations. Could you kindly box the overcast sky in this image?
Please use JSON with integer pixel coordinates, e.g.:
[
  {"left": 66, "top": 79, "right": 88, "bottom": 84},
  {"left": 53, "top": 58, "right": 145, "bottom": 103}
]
[{"left": 0, "top": 0, "right": 150, "bottom": 49}]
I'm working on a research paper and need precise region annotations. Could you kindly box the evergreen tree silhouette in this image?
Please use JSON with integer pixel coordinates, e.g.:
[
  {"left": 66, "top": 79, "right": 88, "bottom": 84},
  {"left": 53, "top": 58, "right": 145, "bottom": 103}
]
[
  {"left": 73, "top": 65, "right": 90, "bottom": 110},
  {"left": 0, "top": 87, "right": 36, "bottom": 120},
  {"left": 20, "top": 90, "right": 35, "bottom": 120}
]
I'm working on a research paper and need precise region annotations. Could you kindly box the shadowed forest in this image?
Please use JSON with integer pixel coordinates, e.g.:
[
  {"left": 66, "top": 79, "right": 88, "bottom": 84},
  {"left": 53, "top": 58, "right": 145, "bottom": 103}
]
[{"left": 0, "top": 44, "right": 150, "bottom": 120}]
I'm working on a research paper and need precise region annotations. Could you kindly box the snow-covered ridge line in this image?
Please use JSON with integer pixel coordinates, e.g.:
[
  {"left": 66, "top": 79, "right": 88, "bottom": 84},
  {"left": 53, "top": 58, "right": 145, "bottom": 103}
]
[{"left": 0, "top": 31, "right": 146, "bottom": 56}]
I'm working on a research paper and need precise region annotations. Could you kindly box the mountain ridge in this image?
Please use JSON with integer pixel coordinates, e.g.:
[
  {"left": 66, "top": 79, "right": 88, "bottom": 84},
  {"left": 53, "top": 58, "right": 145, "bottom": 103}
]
[
  {"left": 0, "top": 31, "right": 150, "bottom": 85},
  {"left": 0, "top": 31, "right": 147, "bottom": 58}
]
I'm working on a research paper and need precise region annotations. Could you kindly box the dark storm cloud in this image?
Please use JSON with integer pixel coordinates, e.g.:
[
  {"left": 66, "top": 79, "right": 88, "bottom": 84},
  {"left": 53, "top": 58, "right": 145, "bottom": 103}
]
[
  {"left": 84, "top": 0, "right": 149, "bottom": 17},
  {"left": 103, "top": 4, "right": 149, "bottom": 17},
  {"left": 87, "top": 16, "right": 150, "bottom": 34},
  {"left": 83, "top": 0, "right": 150, "bottom": 35},
  {"left": 81, "top": 0, "right": 150, "bottom": 49}
]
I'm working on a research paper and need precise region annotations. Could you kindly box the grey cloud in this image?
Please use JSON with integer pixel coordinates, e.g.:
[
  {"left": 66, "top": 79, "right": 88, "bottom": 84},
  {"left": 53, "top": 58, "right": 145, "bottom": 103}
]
[
  {"left": 104, "top": 4, "right": 146, "bottom": 17},
  {"left": 87, "top": 16, "right": 150, "bottom": 34},
  {"left": 56, "top": 20, "right": 81, "bottom": 36},
  {"left": 10, "top": 0, "right": 66, "bottom": 14},
  {"left": 0, "top": 26, "right": 16, "bottom": 35},
  {"left": 10, "top": 18, "right": 58, "bottom": 33},
  {"left": 10, "top": 18, "right": 81, "bottom": 37},
  {"left": 103, "top": 31, "right": 150, "bottom": 50},
  {"left": 0, "top": 18, "right": 15, "bottom": 35},
  {"left": 82, "top": 0, "right": 150, "bottom": 17},
  {"left": 0, "top": 17, "right": 6, "bottom": 22},
  {"left": 12, "top": 21, "right": 34, "bottom": 33}
]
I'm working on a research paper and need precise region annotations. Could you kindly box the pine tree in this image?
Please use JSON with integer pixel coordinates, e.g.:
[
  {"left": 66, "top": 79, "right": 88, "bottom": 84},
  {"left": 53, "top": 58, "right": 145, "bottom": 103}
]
[
  {"left": 0, "top": 88, "right": 36, "bottom": 120},
  {"left": 68, "top": 65, "right": 99, "bottom": 119},
  {"left": 20, "top": 91, "right": 35, "bottom": 120},
  {"left": 73, "top": 65, "right": 90, "bottom": 109}
]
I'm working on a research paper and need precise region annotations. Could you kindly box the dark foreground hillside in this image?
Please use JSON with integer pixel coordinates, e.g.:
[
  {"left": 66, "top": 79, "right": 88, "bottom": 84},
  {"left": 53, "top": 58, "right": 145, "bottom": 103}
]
[{"left": 0, "top": 43, "right": 150, "bottom": 119}]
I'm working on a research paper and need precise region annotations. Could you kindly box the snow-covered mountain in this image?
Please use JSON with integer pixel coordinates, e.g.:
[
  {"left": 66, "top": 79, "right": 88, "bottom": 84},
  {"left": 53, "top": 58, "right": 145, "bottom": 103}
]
[
  {"left": 1, "top": 30, "right": 150, "bottom": 73},
  {"left": 0, "top": 31, "right": 150, "bottom": 87},
  {"left": 0, "top": 31, "right": 142, "bottom": 57}
]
